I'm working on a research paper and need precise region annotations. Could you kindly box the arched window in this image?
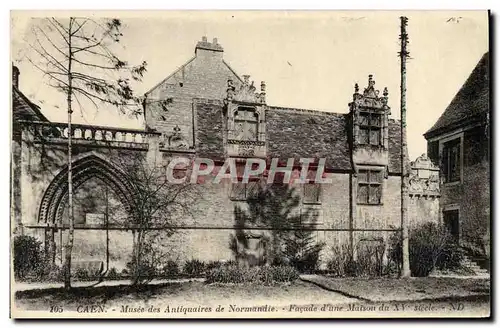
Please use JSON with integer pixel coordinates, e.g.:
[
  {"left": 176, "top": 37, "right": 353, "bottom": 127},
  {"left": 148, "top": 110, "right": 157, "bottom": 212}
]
[{"left": 234, "top": 107, "right": 258, "bottom": 141}]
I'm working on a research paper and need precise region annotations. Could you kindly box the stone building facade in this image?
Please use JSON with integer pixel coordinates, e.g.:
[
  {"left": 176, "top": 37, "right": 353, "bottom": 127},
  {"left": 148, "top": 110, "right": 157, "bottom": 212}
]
[
  {"left": 12, "top": 37, "right": 441, "bottom": 271},
  {"left": 424, "top": 52, "right": 490, "bottom": 261}
]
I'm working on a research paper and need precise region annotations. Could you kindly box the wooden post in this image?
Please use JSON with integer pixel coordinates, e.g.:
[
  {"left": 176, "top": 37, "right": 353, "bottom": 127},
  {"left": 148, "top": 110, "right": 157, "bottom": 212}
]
[{"left": 399, "top": 16, "right": 411, "bottom": 278}]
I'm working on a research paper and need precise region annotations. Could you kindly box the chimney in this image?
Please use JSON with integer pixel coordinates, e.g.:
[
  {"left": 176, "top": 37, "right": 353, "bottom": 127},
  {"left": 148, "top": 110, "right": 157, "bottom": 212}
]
[
  {"left": 195, "top": 36, "right": 224, "bottom": 56},
  {"left": 12, "top": 65, "right": 20, "bottom": 89}
]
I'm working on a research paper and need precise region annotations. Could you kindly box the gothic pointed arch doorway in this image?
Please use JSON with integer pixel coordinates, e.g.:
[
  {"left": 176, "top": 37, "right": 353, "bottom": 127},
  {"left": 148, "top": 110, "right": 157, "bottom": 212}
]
[{"left": 38, "top": 154, "right": 137, "bottom": 275}]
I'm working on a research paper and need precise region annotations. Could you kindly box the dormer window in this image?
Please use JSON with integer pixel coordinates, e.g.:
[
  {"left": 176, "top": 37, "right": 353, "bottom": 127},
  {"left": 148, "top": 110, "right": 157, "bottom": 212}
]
[
  {"left": 359, "top": 111, "right": 382, "bottom": 146},
  {"left": 234, "top": 107, "right": 258, "bottom": 141}
]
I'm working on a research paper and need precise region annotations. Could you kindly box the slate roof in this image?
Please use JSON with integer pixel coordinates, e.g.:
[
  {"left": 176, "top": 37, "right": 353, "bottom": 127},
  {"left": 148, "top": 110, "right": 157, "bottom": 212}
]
[
  {"left": 425, "top": 52, "right": 489, "bottom": 138},
  {"left": 195, "top": 103, "right": 405, "bottom": 173},
  {"left": 266, "top": 107, "right": 351, "bottom": 170},
  {"left": 12, "top": 86, "right": 49, "bottom": 122}
]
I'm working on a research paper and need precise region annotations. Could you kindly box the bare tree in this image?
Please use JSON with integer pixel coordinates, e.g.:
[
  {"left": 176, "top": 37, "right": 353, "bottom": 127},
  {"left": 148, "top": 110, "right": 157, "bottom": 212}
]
[
  {"left": 112, "top": 154, "right": 201, "bottom": 285},
  {"left": 22, "top": 17, "right": 147, "bottom": 289}
]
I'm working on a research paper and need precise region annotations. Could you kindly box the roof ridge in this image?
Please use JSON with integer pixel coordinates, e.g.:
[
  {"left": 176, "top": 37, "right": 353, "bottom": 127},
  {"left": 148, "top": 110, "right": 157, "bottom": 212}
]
[
  {"left": 144, "top": 56, "right": 196, "bottom": 96},
  {"left": 222, "top": 59, "right": 243, "bottom": 83},
  {"left": 424, "top": 52, "right": 489, "bottom": 137},
  {"left": 13, "top": 86, "right": 49, "bottom": 122},
  {"left": 268, "top": 105, "right": 346, "bottom": 117}
]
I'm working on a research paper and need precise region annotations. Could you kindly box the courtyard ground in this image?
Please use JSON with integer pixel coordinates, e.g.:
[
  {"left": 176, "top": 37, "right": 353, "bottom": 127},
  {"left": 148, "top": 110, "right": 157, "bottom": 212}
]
[
  {"left": 301, "top": 275, "right": 490, "bottom": 302},
  {"left": 12, "top": 276, "right": 491, "bottom": 318}
]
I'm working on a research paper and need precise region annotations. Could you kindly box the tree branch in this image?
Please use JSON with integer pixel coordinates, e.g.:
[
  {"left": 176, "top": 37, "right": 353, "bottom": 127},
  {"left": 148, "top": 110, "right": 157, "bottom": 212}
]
[{"left": 47, "top": 18, "right": 70, "bottom": 46}]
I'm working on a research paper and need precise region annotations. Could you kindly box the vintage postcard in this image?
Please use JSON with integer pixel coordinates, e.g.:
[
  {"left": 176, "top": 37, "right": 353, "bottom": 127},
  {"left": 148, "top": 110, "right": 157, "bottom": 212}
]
[{"left": 10, "top": 10, "right": 490, "bottom": 319}]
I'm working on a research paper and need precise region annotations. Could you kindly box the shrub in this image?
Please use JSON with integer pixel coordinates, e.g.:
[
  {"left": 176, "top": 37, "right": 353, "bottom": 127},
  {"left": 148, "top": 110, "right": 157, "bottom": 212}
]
[
  {"left": 183, "top": 259, "right": 205, "bottom": 276},
  {"left": 44, "top": 264, "right": 64, "bottom": 282},
  {"left": 355, "top": 241, "right": 385, "bottom": 277},
  {"left": 327, "top": 244, "right": 356, "bottom": 277},
  {"left": 206, "top": 265, "right": 299, "bottom": 284},
  {"left": 437, "top": 241, "right": 466, "bottom": 272},
  {"left": 283, "top": 228, "right": 325, "bottom": 273},
  {"left": 206, "top": 260, "right": 224, "bottom": 271},
  {"left": 126, "top": 256, "right": 157, "bottom": 283},
  {"left": 263, "top": 265, "right": 299, "bottom": 283},
  {"left": 388, "top": 222, "right": 466, "bottom": 277},
  {"left": 74, "top": 267, "right": 89, "bottom": 280},
  {"left": 163, "top": 260, "right": 180, "bottom": 277},
  {"left": 36, "top": 262, "right": 64, "bottom": 282},
  {"left": 13, "top": 235, "right": 45, "bottom": 280},
  {"left": 327, "top": 241, "right": 393, "bottom": 278}
]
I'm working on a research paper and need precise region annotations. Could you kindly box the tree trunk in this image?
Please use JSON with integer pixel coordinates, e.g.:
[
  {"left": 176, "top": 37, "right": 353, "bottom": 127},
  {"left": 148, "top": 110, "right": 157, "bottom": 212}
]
[
  {"left": 132, "top": 229, "right": 144, "bottom": 285},
  {"left": 63, "top": 18, "right": 74, "bottom": 290}
]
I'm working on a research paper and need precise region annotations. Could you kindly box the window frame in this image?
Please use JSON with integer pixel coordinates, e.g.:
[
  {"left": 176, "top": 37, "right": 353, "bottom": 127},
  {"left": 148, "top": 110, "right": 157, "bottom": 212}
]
[
  {"left": 300, "top": 205, "right": 323, "bottom": 226},
  {"left": 356, "top": 167, "right": 384, "bottom": 205},
  {"left": 358, "top": 111, "right": 382, "bottom": 146},
  {"left": 302, "top": 183, "right": 322, "bottom": 205},
  {"left": 440, "top": 134, "right": 463, "bottom": 185},
  {"left": 229, "top": 180, "right": 260, "bottom": 201},
  {"left": 233, "top": 107, "right": 259, "bottom": 142}
]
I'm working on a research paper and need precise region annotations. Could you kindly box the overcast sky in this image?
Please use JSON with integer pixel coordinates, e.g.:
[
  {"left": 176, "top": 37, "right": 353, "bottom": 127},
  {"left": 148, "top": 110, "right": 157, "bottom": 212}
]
[{"left": 11, "top": 11, "right": 489, "bottom": 160}]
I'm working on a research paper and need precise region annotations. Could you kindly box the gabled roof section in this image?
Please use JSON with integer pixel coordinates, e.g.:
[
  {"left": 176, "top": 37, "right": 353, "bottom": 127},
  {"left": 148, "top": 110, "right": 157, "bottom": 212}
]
[
  {"left": 144, "top": 56, "right": 196, "bottom": 96},
  {"left": 145, "top": 58, "right": 244, "bottom": 98},
  {"left": 12, "top": 86, "right": 49, "bottom": 122},
  {"left": 425, "top": 52, "right": 489, "bottom": 138}
]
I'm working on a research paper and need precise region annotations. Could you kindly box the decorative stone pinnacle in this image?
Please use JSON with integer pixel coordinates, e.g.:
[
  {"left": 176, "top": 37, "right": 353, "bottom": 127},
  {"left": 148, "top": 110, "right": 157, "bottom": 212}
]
[
  {"left": 354, "top": 83, "right": 359, "bottom": 93},
  {"left": 383, "top": 87, "right": 388, "bottom": 97},
  {"left": 368, "top": 74, "right": 375, "bottom": 88},
  {"left": 225, "top": 79, "right": 236, "bottom": 102},
  {"left": 261, "top": 81, "right": 266, "bottom": 92},
  {"left": 243, "top": 75, "right": 250, "bottom": 85}
]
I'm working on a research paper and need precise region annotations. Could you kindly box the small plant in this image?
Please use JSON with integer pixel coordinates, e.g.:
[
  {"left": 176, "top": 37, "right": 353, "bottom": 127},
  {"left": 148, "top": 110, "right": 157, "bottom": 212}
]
[
  {"left": 107, "top": 267, "right": 119, "bottom": 279},
  {"left": 327, "top": 243, "right": 356, "bottom": 277},
  {"left": 355, "top": 240, "right": 386, "bottom": 277},
  {"left": 126, "top": 256, "right": 157, "bottom": 284},
  {"left": 74, "top": 267, "right": 90, "bottom": 280},
  {"left": 183, "top": 259, "right": 205, "bottom": 276},
  {"left": 35, "top": 262, "right": 64, "bottom": 282},
  {"left": 163, "top": 260, "right": 180, "bottom": 277}
]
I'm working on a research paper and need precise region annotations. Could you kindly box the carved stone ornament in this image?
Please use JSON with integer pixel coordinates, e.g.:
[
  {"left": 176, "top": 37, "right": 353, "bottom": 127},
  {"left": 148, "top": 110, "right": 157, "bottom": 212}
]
[
  {"left": 159, "top": 125, "right": 188, "bottom": 149},
  {"left": 351, "top": 75, "right": 390, "bottom": 111},
  {"left": 225, "top": 75, "right": 266, "bottom": 105},
  {"left": 408, "top": 153, "right": 440, "bottom": 195}
]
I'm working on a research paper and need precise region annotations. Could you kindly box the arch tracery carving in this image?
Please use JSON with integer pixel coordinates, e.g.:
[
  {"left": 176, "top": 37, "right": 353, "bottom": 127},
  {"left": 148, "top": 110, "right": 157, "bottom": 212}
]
[{"left": 38, "top": 155, "right": 137, "bottom": 224}]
